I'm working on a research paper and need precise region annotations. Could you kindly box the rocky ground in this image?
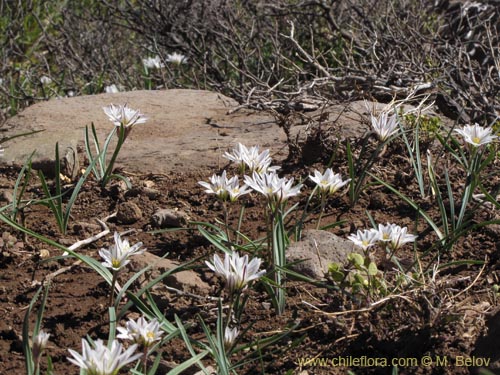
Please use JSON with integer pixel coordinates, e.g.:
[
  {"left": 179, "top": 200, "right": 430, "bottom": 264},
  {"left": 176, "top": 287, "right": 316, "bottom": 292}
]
[{"left": 0, "top": 90, "right": 499, "bottom": 375}]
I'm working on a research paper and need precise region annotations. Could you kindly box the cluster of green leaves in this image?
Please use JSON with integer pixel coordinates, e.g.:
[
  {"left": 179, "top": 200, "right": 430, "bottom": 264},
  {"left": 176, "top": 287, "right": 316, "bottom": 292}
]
[
  {"left": 328, "top": 253, "right": 387, "bottom": 302},
  {"left": 403, "top": 113, "right": 442, "bottom": 135}
]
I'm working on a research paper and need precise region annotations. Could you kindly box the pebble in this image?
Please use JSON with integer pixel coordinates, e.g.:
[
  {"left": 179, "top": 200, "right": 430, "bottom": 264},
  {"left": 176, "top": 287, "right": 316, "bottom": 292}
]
[
  {"left": 151, "top": 208, "right": 189, "bottom": 228},
  {"left": 116, "top": 201, "right": 143, "bottom": 224}
]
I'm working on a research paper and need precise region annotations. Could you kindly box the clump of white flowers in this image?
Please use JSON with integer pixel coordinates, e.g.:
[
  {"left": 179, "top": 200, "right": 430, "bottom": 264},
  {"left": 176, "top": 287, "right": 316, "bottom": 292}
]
[
  {"left": 117, "top": 316, "right": 164, "bottom": 349},
  {"left": 309, "top": 168, "right": 351, "bottom": 196},
  {"left": 100, "top": 232, "right": 145, "bottom": 305},
  {"left": 166, "top": 52, "right": 187, "bottom": 65},
  {"left": 223, "top": 143, "right": 279, "bottom": 174},
  {"left": 68, "top": 338, "right": 141, "bottom": 375},
  {"left": 349, "top": 223, "right": 417, "bottom": 255},
  {"left": 103, "top": 104, "right": 148, "bottom": 139},
  {"left": 371, "top": 111, "right": 399, "bottom": 142},
  {"left": 206, "top": 251, "right": 266, "bottom": 294},
  {"left": 142, "top": 55, "right": 165, "bottom": 69},
  {"left": 309, "top": 168, "right": 351, "bottom": 228},
  {"left": 198, "top": 170, "right": 249, "bottom": 202},
  {"left": 244, "top": 171, "right": 302, "bottom": 207}
]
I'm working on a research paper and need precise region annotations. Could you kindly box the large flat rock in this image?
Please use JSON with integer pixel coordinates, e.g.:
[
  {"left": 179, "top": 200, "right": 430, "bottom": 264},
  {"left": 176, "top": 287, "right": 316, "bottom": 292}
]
[{"left": 2, "top": 89, "right": 285, "bottom": 174}]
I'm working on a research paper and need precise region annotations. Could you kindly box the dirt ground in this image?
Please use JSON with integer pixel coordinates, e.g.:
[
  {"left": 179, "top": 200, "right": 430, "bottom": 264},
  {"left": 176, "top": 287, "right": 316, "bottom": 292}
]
[{"left": 0, "top": 132, "right": 499, "bottom": 375}]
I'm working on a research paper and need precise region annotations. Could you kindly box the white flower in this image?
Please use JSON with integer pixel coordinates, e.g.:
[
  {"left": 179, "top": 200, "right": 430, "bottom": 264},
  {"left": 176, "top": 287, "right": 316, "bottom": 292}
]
[
  {"left": 348, "top": 229, "right": 380, "bottom": 251},
  {"left": 223, "top": 143, "right": 279, "bottom": 174},
  {"left": 309, "top": 168, "right": 351, "bottom": 195},
  {"left": 244, "top": 171, "right": 302, "bottom": 205},
  {"left": 166, "top": 52, "right": 187, "bottom": 65},
  {"left": 99, "top": 232, "right": 144, "bottom": 271},
  {"left": 454, "top": 124, "right": 497, "bottom": 147},
  {"left": 376, "top": 223, "right": 398, "bottom": 242},
  {"left": 103, "top": 104, "right": 148, "bottom": 129},
  {"left": 117, "top": 316, "right": 163, "bottom": 348},
  {"left": 388, "top": 226, "right": 417, "bottom": 250},
  {"left": 223, "top": 143, "right": 247, "bottom": 170},
  {"left": 32, "top": 330, "right": 50, "bottom": 360},
  {"left": 142, "top": 55, "right": 165, "bottom": 69},
  {"left": 371, "top": 111, "right": 399, "bottom": 141},
  {"left": 40, "top": 76, "right": 52, "bottom": 85},
  {"left": 104, "top": 84, "right": 119, "bottom": 94},
  {"left": 242, "top": 147, "right": 278, "bottom": 174},
  {"left": 198, "top": 170, "right": 249, "bottom": 202},
  {"left": 224, "top": 326, "right": 239, "bottom": 348},
  {"left": 68, "top": 338, "right": 141, "bottom": 375},
  {"left": 206, "top": 252, "right": 266, "bottom": 293}
]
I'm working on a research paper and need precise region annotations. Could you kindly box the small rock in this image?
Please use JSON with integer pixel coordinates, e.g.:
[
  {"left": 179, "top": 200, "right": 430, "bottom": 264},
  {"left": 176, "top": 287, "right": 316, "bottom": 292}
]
[
  {"left": 0, "top": 190, "right": 13, "bottom": 204},
  {"left": 286, "top": 229, "right": 355, "bottom": 279},
  {"left": 141, "top": 180, "right": 156, "bottom": 188},
  {"left": 125, "top": 186, "right": 161, "bottom": 199},
  {"left": 142, "top": 187, "right": 161, "bottom": 199},
  {"left": 117, "top": 201, "right": 143, "bottom": 224},
  {"left": 108, "top": 180, "right": 129, "bottom": 200},
  {"left": 132, "top": 252, "right": 209, "bottom": 294},
  {"left": 60, "top": 145, "right": 80, "bottom": 180},
  {"left": 151, "top": 208, "right": 189, "bottom": 228},
  {"left": 73, "top": 221, "right": 102, "bottom": 237}
]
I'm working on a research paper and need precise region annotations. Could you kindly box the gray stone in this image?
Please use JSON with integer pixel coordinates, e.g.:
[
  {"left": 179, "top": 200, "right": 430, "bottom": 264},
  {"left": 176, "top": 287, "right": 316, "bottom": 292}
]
[
  {"left": 1, "top": 89, "right": 286, "bottom": 174},
  {"left": 0, "top": 190, "right": 13, "bottom": 204},
  {"left": 132, "top": 251, "right": 209, "bottom": 294},
  {"left": 116, "top": 201, "right": 142, "bottom": 224},
  {"left": 286, "top": 229, "right": 355, "bottom": 279},
  {"left": 151, "top": 208, "right": 190, "bottom": 228}
]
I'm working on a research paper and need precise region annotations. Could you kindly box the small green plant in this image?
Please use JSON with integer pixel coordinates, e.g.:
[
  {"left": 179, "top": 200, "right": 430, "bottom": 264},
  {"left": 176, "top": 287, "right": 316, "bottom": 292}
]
[
  {"left": 347, "top": 109, "right": 400, "bottom": 206},
  {"left": 23, "top": 283, "right": 51, "bottom": 375},
  {"left": 328, "top": 252, "right": 387, "bottom": 303},
  {"left": 413, "top": 124, "right": 500, "bottom": 250},
  {"left": 9, "top": 151, "right": 35, "bottom": 225},
  {"left": 403, "top": 112, "right": 442, "bottom": 135},
  {"left": 38, "top": 143, "right": 94, "bottom": 234},
  {"left": 85, "top": 104, "right": 148, "bottom": 189},
  {"left": 308, "top": 168, "right": 350, "bottom": 229},
  {"left": 99, "top": 232, "right": 145, "bottom": 306}
]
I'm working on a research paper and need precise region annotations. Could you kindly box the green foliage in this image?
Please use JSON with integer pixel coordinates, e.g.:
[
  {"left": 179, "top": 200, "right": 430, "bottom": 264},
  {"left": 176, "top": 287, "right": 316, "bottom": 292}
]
[
  {"left": 85, "top": 123, "right": 132, "bottom": 189},
  {"left": 328, "top": 253, "right": 387, "bottom": 303},
  {"left": 38, "top": 143, "right": 94, "bottom": 234},
  {"left": 402, "top": 113, "right": 442, "bottom": 135},
  {"left": 23, "top": 283, "right": 51, "bottom": 375},
  {"left": 346, "top": 134, "right": 394, "bottom": 206}
]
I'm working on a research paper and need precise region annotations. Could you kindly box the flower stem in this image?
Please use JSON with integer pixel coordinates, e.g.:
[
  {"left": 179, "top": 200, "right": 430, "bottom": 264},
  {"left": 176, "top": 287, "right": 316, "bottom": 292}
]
[
  {"left": 222, "top": 200, "right": 230, "bottom": 242},
  {"left": 102, "top": 124, "right": 126, "bottom": 188},
  {"left": 109, "top": 271, "right": 118, "bottom": 307},
  {"left": 142, "top": 346, "right": 148, "bottom": 374},
  {"left": 316, "top": 193, "right": 327, "bottom": 230}
]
